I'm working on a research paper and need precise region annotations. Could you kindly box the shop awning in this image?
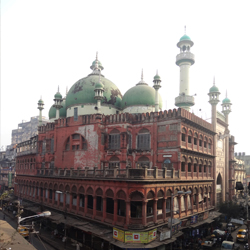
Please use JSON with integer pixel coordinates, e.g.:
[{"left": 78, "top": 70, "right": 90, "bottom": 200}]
[{"left": 190, "top": 218, "right": 214, "bottom": 228}]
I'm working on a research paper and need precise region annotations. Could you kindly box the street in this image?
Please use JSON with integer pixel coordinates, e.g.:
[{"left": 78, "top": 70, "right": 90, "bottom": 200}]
[{"left": 0, "top": 211, "right": 55, "bottom": 250}]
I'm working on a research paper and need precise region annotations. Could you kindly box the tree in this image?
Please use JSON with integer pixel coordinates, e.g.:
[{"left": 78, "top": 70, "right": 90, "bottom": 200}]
[{"left": 218, "top": 201, "right": 243, "bottom": 219}]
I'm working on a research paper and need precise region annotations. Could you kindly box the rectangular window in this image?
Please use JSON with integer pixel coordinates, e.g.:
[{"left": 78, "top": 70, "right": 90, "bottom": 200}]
[
  {"left": 194, "top": 138, "right": 197, "bottom": 145},
  {"left": 188, "top": 164, "right": 191, "bottom": 172},
  {"left": 51, "top": 138, "right": 54, "bottom": 153},
  {"left": 208, "top": 143, "right": 211, "bottom": 149},
  {"left": 65, "top": 138, "right": 70, "bottom": 151},
  {"left": 204, "top": 142, "right": 207, "bottom": 148},
  {"left": 199, "top": 140, "right": 202, "bottom": 147},
  {"left": 137, "top": 134, "right": 150, "bottom": 150},
  {"left": 55, "top": 191, "right": 58, "bottom": 201},
  {"left": 128, "top": 134, "right": 132, "bottom": 149},
  {"left": 72, "top": 134, "right": 80, "bottom": 139},
  {"left": 74, "top": 107, "right": 78, "bottom": 121},
  {"left": 60, "top": 193, "right": 64, "bottom": 203},
  {"left": 49, "top": 189, "right": 52, "bottom": 199},
  {"left": 41, "top": 162, "right": 45, "bottom": 168},
  {"left": 42, "top": 140, "right": 46, "bottom": 155},
  {"left": 182, "top": 134, "right": 186, "bottom": 142},
  {"left": 181, "top": 162, "right": 185, "bottom": 171},
  {"left": 194, "top": 164, "right": 197, "bottom": 172},
  {"left": 50, "top": 161, "right": 54, "bottom": 169},
  {"left": 80, "top": 194, "right": 85, "bottom": 207},
  {"left": 188, "top": 136, "right": 192, "bottom": 143},
  {"left": 199, "top": 165, "right": 202, "bottom": 172},
  {"left": 73, "top": 194, "right": 77, "bottom": 206},
  {"left": 66, "top": 193, "right": 70, "bottom": 204},
  {"left": 109, "top": 162, "right": 120, "bottom": 168},
  {"left": 109, "top": 134, "right": 120, "bottom": 150}
]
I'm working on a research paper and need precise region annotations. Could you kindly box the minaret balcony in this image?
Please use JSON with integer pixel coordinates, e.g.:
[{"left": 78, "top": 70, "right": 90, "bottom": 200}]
[
  {"left": 175, "top": 95, "right": 195, "bottom": 107},
  {"left": 176, "top": 52, "right": 195, "bottom": 65}
]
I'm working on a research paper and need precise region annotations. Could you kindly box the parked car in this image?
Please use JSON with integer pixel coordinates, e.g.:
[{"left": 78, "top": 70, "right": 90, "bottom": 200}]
[
  {"left": 221, "top": 240, "right": 240, "bottom": 249},
  {"left": 236, "top": 229, "right": 248, "bottom": 243}
]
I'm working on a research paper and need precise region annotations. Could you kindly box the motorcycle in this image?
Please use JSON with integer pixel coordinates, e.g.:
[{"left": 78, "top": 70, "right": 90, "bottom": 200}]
[{"left": 244, "top": 243, "right": 249, "bottom": 250}]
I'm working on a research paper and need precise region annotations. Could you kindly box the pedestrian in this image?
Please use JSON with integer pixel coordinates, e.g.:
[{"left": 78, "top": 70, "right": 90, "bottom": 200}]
[
  {"left": 76, "top": 242, "right": 80, "bottom": 250},
  {"left": 62, "top": 236, "right": 67, "bottom": 248}
]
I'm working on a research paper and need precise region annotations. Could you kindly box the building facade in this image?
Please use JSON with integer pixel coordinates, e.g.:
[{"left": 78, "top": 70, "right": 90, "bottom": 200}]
[{"left": 14, "top": 32, "right": 235, "bottom": 249}]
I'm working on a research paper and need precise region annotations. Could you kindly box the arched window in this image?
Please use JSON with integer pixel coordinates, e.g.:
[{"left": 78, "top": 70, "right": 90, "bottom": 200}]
[
  {"left": 64, "top": 134, "right": 87, "bottom": 151},
  {"left": 109, "top": 156, "right": 120, "bottom": 169},
  {"left": 137, "top": 129, "right": 150, "bottom": 150},
  {"left": 137, "top": 156, "right": 150, "bottom": 168},
  {"left": 109, "top": 129, "right": 120, "bottom": 150}
]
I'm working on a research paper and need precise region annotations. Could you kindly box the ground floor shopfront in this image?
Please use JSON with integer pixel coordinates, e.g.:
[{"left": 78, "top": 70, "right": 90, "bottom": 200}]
[{"left": 16, "top": 199, "right": 221, "bottom": 250}]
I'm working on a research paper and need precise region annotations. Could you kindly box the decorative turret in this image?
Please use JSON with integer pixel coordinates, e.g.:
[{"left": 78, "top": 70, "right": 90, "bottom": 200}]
[
  {"left": 208, "top": 77, "right": 220, "bottom": 131},
  {"left": 153, "top": 70, "right": 161, "bottom": 112},
  {"left": 53, "top": 86, "right": 63, "bottom": 119},
  {"left": 175, "top": 27, "right": 195, "bottom": 111},
  {"left": 208, "top": 77, "right": 220, "bottom": 105},
  {"left": 37, "top": 97, "right": 44, "bottom": 126},
  {"left": 89, "top": 52, "right": 104, "bottom": 76},
  {"left": 94, "top": 73, "right": 104, "bottom": 113},
  {"left": 222, "top": 91, "right": 232, "bottom": 124}
]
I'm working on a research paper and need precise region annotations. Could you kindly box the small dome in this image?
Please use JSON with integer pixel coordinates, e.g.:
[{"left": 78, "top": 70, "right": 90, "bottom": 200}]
[
  {"left": 95, "top": 81, "right": 104, "bottom": 89},
  {"left": 49, "top": 99, "right": 66, "bottom": 119},
  {"left": 54, "top": 92, "right": 62, "bottom": 99},
  {"left": 180, "top": 34, "right": 191, "bottom": 41},
  {"left": 121, "top": 84, "right": 162, "bottom": 109},
  {"left": 209, "top": 85, "right": 220, "bottom": 93},
  {"left": 90, "top": 60, "right": 104, "bottom": 70},
  {"left": 38, "top": 99, "right": 44, "bottom": 104},
  {"left": 154, "top": 74, "right": 161, "bottom": 81},
  {"left": 222, "top": 97, "right": 231, "bottom": 104}
]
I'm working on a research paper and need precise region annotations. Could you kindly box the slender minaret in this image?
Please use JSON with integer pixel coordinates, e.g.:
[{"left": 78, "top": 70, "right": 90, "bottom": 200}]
[
  {"left": 208, "top": 77, "right": 220, "bottom": 131},
  {"left": 94, "top": 72, "right": 104, "bottom": 113},
  {"left": 53, "top": 86, "right": 63, "bottom": 119},
  {"left": 153, "top": 70, "right": 161, "bottom": 112},
  {"left": 208, "top": 77, "right": 220, "bottom": 206},
  {"left": 222, "top": 91, "right": 232, "bottom": 202},
  {"left": 175, "top": 27, "right": 195, "bottom": 111},
  {"left": 37, "top": 97, "right": 44, "bottom": 126}
]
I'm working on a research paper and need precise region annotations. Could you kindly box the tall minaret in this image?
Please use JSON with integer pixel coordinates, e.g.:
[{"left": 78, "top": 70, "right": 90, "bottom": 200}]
[
  {"left": 53, "top": 87, "right": 63, "bottom": 119},
  {"left": 94, "top": 72, "right": 104, "bottom": 113},
  {"left": 208, "top": 77, "right": 220, "bottom": 131},
  {"left": 37, "top": 97, "right": 44, "bottom": 126},
  {"left": 153, "top": 70, "right": 161, "bottom": 112},
  {"left": 222, "top": 91, "right": 232, "bottom": 202},
  {"left": 208, "top": 77, "right": 220, "bottom": 207},
  {"left": 175, "top": 28, "right": 195, "bottom": 111}
]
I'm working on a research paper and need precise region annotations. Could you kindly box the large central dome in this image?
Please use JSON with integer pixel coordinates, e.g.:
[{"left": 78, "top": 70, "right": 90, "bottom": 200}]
[
  {"left": 66, "top": 75, "right": 122, "bottom": 109},
  {"left": 65, "top": 57, "right": 122, "bottom": 111}
]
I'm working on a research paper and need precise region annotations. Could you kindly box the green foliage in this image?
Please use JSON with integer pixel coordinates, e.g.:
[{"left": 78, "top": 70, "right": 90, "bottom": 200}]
[{"left": 218, "top": 201, "right": 243, "bottom": 219}]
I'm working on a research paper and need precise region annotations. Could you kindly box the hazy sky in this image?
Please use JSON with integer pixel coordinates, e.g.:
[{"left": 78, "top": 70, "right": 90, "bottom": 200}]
[{"left": 1, "top": 0, "right": 249, "bottom": 154}]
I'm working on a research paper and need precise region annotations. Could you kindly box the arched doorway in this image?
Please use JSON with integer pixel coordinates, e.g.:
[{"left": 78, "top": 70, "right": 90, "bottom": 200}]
[{"left": 216, "top": 173, "right": 223, "bottom": 204}]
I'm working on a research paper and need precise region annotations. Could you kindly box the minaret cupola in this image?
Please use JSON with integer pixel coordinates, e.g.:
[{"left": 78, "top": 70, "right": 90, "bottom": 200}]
[
  {"left": 153, "top": 70, "right": 161, "bottom": 112},
  {"left": 37, "top": 97, "right": 44, "bottom": 126},
  {"left": 175, "top": 27, "right": 195, "bottom": 111},
  {"left": 208, "top": 77, "right": 220, "bottom": 105},
  {"left": 53, "top": 86, "right": 63, "bottom": 119},
  {"left": 222, "top": 91, "right": 232, "bottom": 116}
]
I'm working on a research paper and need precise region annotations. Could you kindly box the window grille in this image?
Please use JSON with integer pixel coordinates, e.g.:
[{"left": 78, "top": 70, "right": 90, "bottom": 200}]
[
  {"left": 109, "top": 134, "right": 120, "bottom": 149},
  {"left": 137, "top": 134, "right": 150, "bottom": 150}
]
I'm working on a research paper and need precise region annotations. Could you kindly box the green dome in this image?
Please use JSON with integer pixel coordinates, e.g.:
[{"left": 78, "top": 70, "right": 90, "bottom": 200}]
[
  {"left": 222, "top": 97, "right": 231, "bottom": 104},
  {"left": 209, "top": 85, "right": 219, "bottom": 93},
  {"left": 49, "top": 99, "right": 66, "bottom": 119},
  {"left": 54, "top": 92, "right": 62, "bottom": 99},
  {"left": 121, "top": 84, "right": 162, "bottom": 109},
  {"left": 38, "top": 99, "right": 44, "bottom": 104},
  {"left": 180, "top": 34, "right": 191, "bottom": 41},
  {"left": 154, "top": 74, "right": 161, "bottom": 81},
  {"left": 66, "top": 75, "right": 122, "bottom": 109},
  {"left": 90, "top": 60, "right": 104, "bottom": 70},
  {"left": 95, "top": 81, "right": 104, "bottom": 89}
]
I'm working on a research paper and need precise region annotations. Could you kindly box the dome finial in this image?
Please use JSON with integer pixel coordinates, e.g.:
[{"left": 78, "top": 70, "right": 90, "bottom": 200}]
[
  {"left": 141, "top": 69, "right": 144, "bottom": 81},
  {"left": 58, "top": 86, "right": 59, "bottom": 92},
  {"left": 96, "top": 51, "right": 98, "bottom": 60},
  {"left": 156, "top": 69, "right": 158, "bottom": 75},
  {"left": 184, "top": 25, "right": 186, "bottom": 34},
  {"left": 213, "top": 76, "right": 215, "bottom": 86},
  {"left": 226, "top": 90, "right": 227, "bottom": 98}
]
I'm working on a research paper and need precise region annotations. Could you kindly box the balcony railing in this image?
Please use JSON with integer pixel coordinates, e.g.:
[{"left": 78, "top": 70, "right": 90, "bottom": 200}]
[{"left": 35, "top": 167, "right": 180, "bottom": 180}]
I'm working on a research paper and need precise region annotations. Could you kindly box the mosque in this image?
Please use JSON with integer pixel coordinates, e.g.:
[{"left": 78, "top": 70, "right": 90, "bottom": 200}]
[{"left": 15, "top": 32, "right": 236, "bottom": 250}]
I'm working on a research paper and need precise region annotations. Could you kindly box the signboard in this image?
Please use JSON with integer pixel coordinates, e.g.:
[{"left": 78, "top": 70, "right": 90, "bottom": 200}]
[
  {"left": 203, "top": 211, "right": 209, "bottom": 220},
  {"left": 190, "top": 215, "right": 198, "bottom": 224},
  {"left": 163, "top": 155, "right": 172, "bottom": 158},
  {"left": 8, "top": 172, "right": 12, "bottom": 188},
  {"left": 125, "top": 231, "right": 148, "bottom": 243},
  {"left": 148, "top": 229, "right": 157, "bottom": 242},
  {"left": 113, "top": 228, "right": 157, "bottom": 243},
  {"left": 216, "top": 184, "right": 221, "bottom": 193},
  {"left": 160, "top": 231, "right": 170, "bottom": 241},
  {"left": 113, "top": 228, "right": 124, "bottom": 242}
]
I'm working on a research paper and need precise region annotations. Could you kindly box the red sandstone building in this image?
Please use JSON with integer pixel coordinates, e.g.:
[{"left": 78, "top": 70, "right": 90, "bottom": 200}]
[{"left": 14, "top": 33, "right": 235, "bottom": 249}]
